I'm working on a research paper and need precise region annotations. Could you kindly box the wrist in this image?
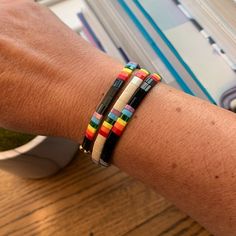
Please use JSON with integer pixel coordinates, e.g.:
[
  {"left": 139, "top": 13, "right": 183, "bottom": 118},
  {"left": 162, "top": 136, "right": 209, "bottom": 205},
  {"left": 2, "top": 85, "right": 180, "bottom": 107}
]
[{"left": 56, "top": 50, "right": 123, "bottom": 143}]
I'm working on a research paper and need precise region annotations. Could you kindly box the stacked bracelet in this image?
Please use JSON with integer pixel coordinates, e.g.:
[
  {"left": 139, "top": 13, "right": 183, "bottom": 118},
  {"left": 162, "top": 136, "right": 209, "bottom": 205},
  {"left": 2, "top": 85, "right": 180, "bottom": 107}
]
[
  {"left": 79, "top": 61, "right": 140, "bottom": 153},
  {"left": 92, "top": 68, "right": 150, "bottom": 164},
  {"left": 99, "top": 73, "right": 162, "bottom": 167},
  {"left": 79, "top": 61, "right": 162, "bottom": 168}
]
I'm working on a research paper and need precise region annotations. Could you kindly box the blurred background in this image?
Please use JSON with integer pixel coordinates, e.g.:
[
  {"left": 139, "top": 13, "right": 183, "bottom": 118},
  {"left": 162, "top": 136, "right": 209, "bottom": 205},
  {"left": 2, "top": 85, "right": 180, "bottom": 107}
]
[{"left": 37, "top": 0, "right": 236, "bottom": 112}]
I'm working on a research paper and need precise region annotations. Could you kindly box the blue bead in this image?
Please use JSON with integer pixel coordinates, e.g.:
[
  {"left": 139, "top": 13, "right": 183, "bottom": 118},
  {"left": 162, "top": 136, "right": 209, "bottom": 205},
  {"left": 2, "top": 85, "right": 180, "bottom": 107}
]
[
  {"left": 129, "top": 65, "right": 136, "bottom": 70},
  {"left": 108, "top": 112, "right": 118, "bottom": 121},
  {"left": 126, "top": 62, "right": 139, "bottom": 70},
  {"left": 91, "top": 116, "right": 100, "bottom": 125},
  {"left": 122, "top": 108, "right": 133, "bottom": 118}
]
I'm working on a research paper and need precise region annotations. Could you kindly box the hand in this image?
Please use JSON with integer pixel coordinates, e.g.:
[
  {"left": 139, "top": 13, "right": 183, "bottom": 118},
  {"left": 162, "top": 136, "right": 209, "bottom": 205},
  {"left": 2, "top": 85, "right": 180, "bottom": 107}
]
[{"left": 0, "top": 0, "right": 122, "bottom": 139}]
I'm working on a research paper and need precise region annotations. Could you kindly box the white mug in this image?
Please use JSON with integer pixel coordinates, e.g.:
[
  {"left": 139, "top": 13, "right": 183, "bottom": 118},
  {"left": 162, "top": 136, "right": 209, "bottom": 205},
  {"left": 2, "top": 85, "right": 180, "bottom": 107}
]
[{"left": 0, "top": 136, "right": 78, "bottom": 179}]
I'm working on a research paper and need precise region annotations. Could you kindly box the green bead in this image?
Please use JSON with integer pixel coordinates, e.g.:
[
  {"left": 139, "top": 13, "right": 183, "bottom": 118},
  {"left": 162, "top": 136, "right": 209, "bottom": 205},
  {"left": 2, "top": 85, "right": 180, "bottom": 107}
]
[
  {"left": 121, "top": 114, "right": 129, "bottom": 122},
  {"left": 90, "top": 120, "right": 99, "bottom": 129},
  {"left": 106, "top": 116, "right": 116, "bottom": 125}
]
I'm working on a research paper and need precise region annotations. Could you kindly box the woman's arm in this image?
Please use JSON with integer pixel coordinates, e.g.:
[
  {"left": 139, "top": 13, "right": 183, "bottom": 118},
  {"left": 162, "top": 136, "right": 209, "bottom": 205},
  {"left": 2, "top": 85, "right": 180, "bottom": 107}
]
[{"left": 0, "top": 1, "right": 235, "bottom": 235}]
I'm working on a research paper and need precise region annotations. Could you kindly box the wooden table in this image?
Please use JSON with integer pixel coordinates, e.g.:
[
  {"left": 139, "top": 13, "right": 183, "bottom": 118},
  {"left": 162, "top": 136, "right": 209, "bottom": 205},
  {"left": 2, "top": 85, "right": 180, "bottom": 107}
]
[{"left": 0, "top": 152, "right": 211, "bottom": 236}]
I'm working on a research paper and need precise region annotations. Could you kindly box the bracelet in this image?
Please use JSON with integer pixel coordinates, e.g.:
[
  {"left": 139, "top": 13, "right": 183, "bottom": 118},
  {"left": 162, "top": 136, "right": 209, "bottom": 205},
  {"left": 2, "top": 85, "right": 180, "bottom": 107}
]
[
  {"left": 91, "top": 68, "right": 150, "bottom": 164},
  {"left": 79, "top": 61, "right": 140, "bottom": 153},
  {"left": 99, "top": 73, "right": 162, "bottom": 167}
]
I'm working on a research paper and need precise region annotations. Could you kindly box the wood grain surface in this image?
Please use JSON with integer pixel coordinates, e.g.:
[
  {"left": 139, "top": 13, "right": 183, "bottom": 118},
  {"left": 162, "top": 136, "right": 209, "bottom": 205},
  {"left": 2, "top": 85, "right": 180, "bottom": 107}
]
[{"left": 0, "top": 152, "right": 211, "bottom": 236}]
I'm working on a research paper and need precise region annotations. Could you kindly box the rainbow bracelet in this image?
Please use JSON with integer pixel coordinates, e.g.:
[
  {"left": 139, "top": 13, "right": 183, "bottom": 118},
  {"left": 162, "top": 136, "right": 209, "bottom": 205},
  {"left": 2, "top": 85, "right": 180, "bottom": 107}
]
[
  {"left": 92, "top": 68, "right": 150, "bottom": 164},
  {"left": 99, "top": 73, "right": 162, "bottom": 167},
  {"left": 79, "top": 62, "right": 140, "bottom": 153}
]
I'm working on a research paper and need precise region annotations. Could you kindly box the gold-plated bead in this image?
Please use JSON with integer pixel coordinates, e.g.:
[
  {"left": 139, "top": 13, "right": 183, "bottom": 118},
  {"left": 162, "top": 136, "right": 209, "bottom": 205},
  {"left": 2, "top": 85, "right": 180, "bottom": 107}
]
[{"left": 79, "top": 144, "right": 91, "bottom": 154}]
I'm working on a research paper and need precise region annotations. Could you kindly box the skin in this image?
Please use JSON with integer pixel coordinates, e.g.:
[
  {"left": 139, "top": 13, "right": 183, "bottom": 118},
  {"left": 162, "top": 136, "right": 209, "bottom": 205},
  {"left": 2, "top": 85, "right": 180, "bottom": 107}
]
[{"left": 0, "top": 1, "right": 235, "bottom": 235}]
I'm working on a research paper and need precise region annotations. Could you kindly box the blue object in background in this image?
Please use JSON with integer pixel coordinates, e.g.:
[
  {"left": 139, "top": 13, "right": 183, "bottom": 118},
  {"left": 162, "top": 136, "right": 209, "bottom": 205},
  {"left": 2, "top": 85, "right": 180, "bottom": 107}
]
[
  {"left": 118, "top": 0, "right": 195, "bottom": 96},
  {"left": 119, "top": 0, "right": 216, "bottom": 104}
]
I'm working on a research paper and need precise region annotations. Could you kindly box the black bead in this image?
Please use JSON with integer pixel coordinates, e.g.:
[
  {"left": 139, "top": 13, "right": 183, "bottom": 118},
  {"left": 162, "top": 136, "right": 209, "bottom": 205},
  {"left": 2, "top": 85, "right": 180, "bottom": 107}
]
[
  {"left": 97, "top": 103, "right": 106, "bottom": 114},
  {"left": 145, "top": 77, "right": 157, "bottom": 86},
  {"left": 100, "top": 132, "right": 119, "bottom": 165},
  {"left": 82, "top": 137, "right": 92, "bottom": 152},
  {"left": 113, "top": 78, "right": 124, "bottom": 88},
  {"left": 129, "top": 89, "right": 147, "bottom": 109}
]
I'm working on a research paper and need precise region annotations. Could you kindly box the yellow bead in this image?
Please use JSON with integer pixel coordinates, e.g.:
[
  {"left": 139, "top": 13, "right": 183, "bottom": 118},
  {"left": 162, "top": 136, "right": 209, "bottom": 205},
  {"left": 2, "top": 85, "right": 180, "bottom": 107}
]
[
  {"left": 87, "top": 124, "right": 96, "bottom": 134},
  {"left": 153, "top": 73, "right": 162, "bottom": 81},
  {"left": 117, "top": 117, "right": 127, "bottom": 127},
  {"left": 122, "top": 68, "right": 133, "bottom": 75},
  {"left": 140, "top": 68, "right": 149, "bottom": 74},
  {"left": 103, "top": 121, "right": 113, "bottom": 130}
]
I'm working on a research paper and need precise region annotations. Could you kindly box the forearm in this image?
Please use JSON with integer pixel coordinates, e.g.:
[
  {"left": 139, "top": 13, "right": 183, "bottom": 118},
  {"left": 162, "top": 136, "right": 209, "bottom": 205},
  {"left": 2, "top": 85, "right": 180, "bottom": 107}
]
[
  {"left": 112, "top": 83, "right": 236, "bottom": 236},
  {"left": 64, "top": 56, "right": 236, "bottom": 236},
  {"left": 1, "top": 2, "right": 235, "bottom": 235}
]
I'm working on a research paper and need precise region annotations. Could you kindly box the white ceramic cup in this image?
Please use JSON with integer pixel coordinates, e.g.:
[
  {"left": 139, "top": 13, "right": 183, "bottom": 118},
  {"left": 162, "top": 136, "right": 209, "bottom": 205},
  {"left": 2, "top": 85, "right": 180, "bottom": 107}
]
[{"left": 0, "top": 136, "right": 78, "bottom": 179}]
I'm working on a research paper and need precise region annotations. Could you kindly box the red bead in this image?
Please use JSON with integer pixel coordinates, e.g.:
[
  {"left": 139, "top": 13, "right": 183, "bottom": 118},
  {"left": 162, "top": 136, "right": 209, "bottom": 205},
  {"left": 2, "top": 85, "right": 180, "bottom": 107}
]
[
  {"left": 100, "top": 125, "right": 110, "bottom": 134},
  {"left": 99, "top": 129, "right": 109, "bottom": 138},
  {"left": 117, "top": 71, "right": 129, "bottom": 81},
  {"left": 112, "top": 126, "right": 122, "bottom": 136},
  {"left": 150, "top": 73, "right": 162, "bottom": 82},
  {"left": 135, "top": 70, "right": 149, "bottom": 80},
  {"left": 86, "top": 129, "right": 95, "bottom": 139},
  {"left": 86, "top": 132, "right": 93, "bottom": 140},
  {"left": 114, "top": 121, "right": 125, "bottom": 131}
]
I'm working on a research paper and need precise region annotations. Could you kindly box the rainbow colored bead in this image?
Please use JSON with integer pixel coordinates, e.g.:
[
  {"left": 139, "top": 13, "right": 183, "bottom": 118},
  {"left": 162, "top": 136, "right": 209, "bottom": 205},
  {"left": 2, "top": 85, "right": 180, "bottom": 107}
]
[
  {"left": 99, "top": 73, "right": 162, "bottom": 166},
  {"left": 80, "top": 61, "right": 140, "bottom": 153},
  {"left": 91, "top": 69, "right": 150, "bottom": 163}
]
